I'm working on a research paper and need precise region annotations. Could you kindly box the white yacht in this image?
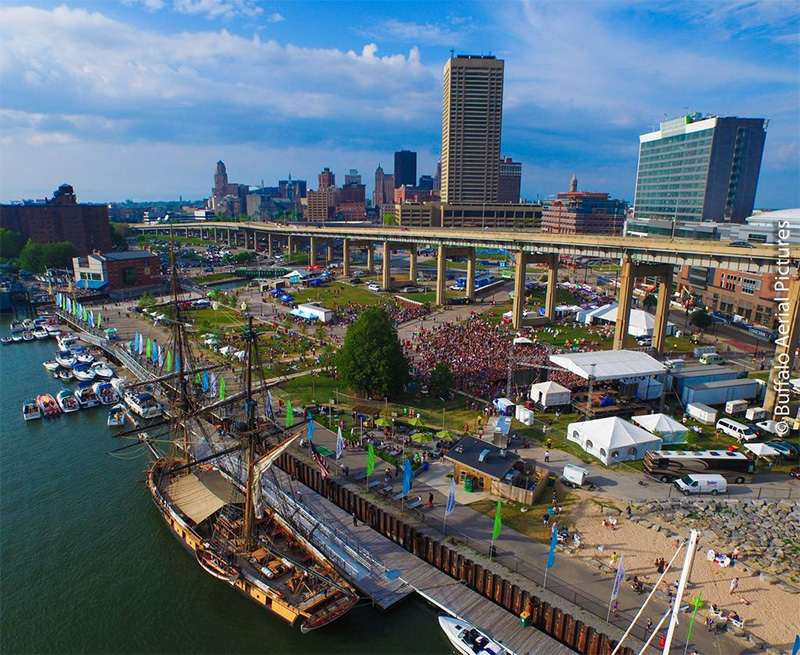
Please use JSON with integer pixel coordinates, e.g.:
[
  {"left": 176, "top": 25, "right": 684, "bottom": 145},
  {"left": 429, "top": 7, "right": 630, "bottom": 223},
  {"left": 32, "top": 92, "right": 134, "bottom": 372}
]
[
  {"left": 124, "top": 392, "right": 162, "bottom": 419},
  {"left": 54, "top": 350, "right": 77, "bottom": 368},
  {"left": 92, "top": 381, "right": 119, "bottom": 405},
  {"left": 75, "top": 385, "right": 101, "bottom": 408},
  {"left": 72, "top": 364, "right": 96, "bottom": 382},
  {"left": 32, "top": 327, "right": 49, "bottom": 340},
  {"left": 437, "top": 616, "right": 506, "bottom": 655},
  {"left": 42, "top": 360, "right": 60, "bottom": 372},
  {"left": 91, "top": 361, "right": 114, "bottom": 379}
]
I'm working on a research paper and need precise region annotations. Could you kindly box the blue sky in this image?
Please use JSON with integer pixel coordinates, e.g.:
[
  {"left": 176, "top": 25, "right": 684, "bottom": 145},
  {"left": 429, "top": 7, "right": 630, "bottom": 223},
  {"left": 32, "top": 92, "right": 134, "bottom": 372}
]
[{"left": 1, "top": 0, "right": 798, "bottom": 208}]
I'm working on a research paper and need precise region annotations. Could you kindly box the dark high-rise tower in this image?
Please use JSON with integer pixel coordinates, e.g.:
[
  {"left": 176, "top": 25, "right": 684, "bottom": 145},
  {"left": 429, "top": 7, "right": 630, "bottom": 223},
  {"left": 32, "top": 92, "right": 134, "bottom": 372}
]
[
  {"left": 214, "top": 161, "right": 228, "bottom": 196},
  {"left": 393, "top": 150, "right": 417, "bottom": 188}
]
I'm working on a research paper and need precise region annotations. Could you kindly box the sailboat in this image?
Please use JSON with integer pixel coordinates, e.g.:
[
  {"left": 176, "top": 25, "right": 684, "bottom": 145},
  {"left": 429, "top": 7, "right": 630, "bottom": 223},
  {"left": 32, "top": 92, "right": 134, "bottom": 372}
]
[{"left": 135, "top": 250, "right": 359, "bottom": 633}]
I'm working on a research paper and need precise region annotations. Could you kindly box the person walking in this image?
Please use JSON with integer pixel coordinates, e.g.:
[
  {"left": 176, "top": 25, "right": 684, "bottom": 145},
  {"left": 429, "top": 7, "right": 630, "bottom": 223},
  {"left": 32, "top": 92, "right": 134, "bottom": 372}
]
[
  {"left": 428, "top": 493, "right": 434, "bottom": 508},
  {"left": 544, "top": 450, "right": 550, "bottom": 463},
  {"left": 729, "top": 577, "right": 739, "bottom": 595},
  {"left": 352, "top": 512, "right": 358, "bottom": 526},
  {"left": 644, "top": 618, "right": 653, "bottom": 639}
]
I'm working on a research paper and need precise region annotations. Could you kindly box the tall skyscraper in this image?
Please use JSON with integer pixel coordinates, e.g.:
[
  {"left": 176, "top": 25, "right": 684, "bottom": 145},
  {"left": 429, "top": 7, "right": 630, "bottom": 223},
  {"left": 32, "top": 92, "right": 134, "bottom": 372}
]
[
  {"left": 318, "top": 167, "right": 335, "bottom": 189},
  {"left": 440, "top": 55, "right": 504, "bottom": 204},
  {"left": 393, "top": 150, "right": 417, "bottom": 188},
  {"left": 634, "top": 114, "right": 767, "bottom": 224},
  {"left": 498, "top": 156, "right": 522, "bottom": 203},
  {"left": 344, "top": 169, "right": 362, "bottom": 185},
  {"left": 213, "top": 160, "right": 228, "bottom": 196},
  {"left": 374, "top": 165, "right": 386, "bottom": 205}
]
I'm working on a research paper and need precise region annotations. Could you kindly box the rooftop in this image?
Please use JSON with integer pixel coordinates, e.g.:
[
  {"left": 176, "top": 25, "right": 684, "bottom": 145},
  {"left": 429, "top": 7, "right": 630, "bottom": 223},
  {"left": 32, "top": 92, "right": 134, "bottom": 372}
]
[
  {"left": 99, "top": 250, "right": 157, "bottom": 261},
  {"left": 445, "top": 436, "right": 519, "bottom": 480}
]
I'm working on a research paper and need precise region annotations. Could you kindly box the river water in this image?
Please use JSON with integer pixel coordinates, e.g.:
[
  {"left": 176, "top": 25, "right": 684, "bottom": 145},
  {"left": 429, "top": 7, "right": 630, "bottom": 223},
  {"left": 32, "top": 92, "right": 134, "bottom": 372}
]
[{"left": 0, "top": 319, "right": 449, "bottom": 654}]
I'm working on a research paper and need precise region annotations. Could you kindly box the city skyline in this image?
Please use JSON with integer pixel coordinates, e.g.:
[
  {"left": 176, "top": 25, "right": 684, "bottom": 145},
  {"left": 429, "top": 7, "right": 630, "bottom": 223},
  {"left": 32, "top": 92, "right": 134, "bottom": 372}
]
[{"left": 1, "top": 0, "right": 798, "bottom": 208}]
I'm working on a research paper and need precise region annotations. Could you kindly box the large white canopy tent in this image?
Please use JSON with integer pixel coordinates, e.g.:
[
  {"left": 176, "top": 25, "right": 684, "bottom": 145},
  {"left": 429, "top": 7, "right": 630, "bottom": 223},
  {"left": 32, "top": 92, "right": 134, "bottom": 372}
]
[
  {"left": 632, "top": 413, "right": 689, "bottom": 445},
  {"left": 744, "top": 443, "right": 780, "bottom": 459},
  {"left": 549, "top": 350, "right": 666, "bottom": 381},
  {"left": 567, "top": 416, "right": 663, "bottom": 465},
  {"left": 576, "top": 303, "right": 676, "bottom": 338},
  {"left": 529, "top": 381, "right": 572, "bottom": 407}
]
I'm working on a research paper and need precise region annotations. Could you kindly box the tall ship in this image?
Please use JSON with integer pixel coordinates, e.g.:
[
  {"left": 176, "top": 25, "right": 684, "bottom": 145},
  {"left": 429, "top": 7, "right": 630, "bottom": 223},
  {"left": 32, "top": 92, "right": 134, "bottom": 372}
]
[{"left": 122, "top": 254, "right": 359, "bottom": 632}]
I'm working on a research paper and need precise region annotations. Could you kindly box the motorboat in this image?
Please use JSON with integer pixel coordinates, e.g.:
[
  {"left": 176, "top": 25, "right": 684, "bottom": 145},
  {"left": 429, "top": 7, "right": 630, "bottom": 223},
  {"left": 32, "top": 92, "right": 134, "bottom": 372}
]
[
  {"left": 75, "top": 384, "right": 101, "bottom": 408},
  {"left": 110, "top": 376, "right": 128, "bottom": 395},
  {"left": 12, "top": 334, "right": 23, "bottom": 343},
  {"left": 437, "top": 616, "right": 506, "bottom": 655},
  {"left": 33, "top": 327, "right": 50, "bottom": 340},
  {"left": 91, "top": 361, "right": 114, "bottom": 379},
  {"left": 10, "top": 322, "right": 24, "bottom": 333},
  {"left": 72, "top": 364, "right": 96, "bottom": 382},
  {"left": 58, "top": 334, "right": 79, "bottom": 349},
  {"left": 22, "top": 319, "right": 34, "bottom": 330},
  {"left": 1, "top": 336, "right": 12, "bottom": 345},
  {"left": 45, "top": 325, "right": 61, "bottom": 336},
  {"left": 43, "top": 360, "right": 60, "bottom": 372},
  {"left": 92, "top": 381, "right": 119, "bottom": 405},
  {"left": 58, "top": 369, "right": 74, "bottom": 382},
  {"left": 36, "top": 394, "right": 62, "bottom": 418},
  {"left": 56, "top": 389, "right": 81, "bottom": 413},
  {"left": 55, "top": 350, "right": 77, "bottom": 368},
  {"left": 72, "top": 346, "right": 94, "bottom": 364},
  {"left": 22, "top": 399, "right": 42, "bottom": 421},
  {"left": 124, "top": 392, "right": 162, "bottom": 419},
  {"left": 107, "top": 404, "right": 127, "bottom": 427},
  {"left": 22, "top": 331, "right": 35, "bottom": 342}
]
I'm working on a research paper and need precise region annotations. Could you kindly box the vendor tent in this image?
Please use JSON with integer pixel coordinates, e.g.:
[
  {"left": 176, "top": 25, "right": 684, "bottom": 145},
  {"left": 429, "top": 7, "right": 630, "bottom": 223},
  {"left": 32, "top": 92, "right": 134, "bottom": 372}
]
[
  {"left": 529, "top": 381, "right": 572, "bottom": 407},
  {"left": 549, "top": 350, "right": 666, "bottom": 381},
  {"left": 218, "top": 345, "right": 235, "bottom": 355},
  {"left": 631, "top": 413, "right": 689, "bottom": 445},
  {"left": 567, "top": 416, "right": 662, "bottom": 465},
  {"left": 744, "top": 443, "right": 780, "bottom": 459},
  {"left": 577, "top": 303, "right": 676, "bottom": 337}
]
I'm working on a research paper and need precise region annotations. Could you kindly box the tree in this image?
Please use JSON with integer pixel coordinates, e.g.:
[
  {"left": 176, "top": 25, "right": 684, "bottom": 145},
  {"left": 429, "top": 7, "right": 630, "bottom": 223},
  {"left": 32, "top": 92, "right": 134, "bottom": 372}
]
[
  {"left": 336, "top": 307, "right": 409, "bottom": 398},
  {"left": 138, "top": 292, "right": 157, "bottom": 309},
  {"left": 0, "top": 228, "right": 24, "bottom": 259},
  {"left": 428, "top": 363, "right": 454, "bottom": 398},
  {"left": 110, "top": 223, "right": 130, "bottom": 249},
  {"left": 691, "top": 309, "right": 713, "bottom": 333},
  {"left": 233, "top": 251, "right": 256, "bottom": 264},
  {"left": 642, "top": 294, "right": 657, "bottom": 313},
  {"left": 18, "top": 240, "right": 46, "bottom": 272},
  {"left": 44, "top": 242, "right": 78, "bottom": 269}
]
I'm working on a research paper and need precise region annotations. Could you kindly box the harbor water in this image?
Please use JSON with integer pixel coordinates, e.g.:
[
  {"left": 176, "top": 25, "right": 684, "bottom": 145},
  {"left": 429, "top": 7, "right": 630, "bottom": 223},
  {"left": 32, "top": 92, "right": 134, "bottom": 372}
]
[{"left": 0, "top": 320, "right": 449, "bottom": 654}]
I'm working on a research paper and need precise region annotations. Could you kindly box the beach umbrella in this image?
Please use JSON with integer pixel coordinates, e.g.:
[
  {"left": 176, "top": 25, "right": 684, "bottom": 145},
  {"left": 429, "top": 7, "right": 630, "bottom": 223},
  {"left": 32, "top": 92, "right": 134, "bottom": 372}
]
[
  {"left": 412, "top": 432, "right": 434, "bottom": 444},
  {"left": 408, "top": 417, "right": 425, "bottom": 427},
  {"left": 436, "top": 429, "right": 456, "bottom": 440},
  {"left": 375, "top": 418, "right": 392, "bottom": 428}
]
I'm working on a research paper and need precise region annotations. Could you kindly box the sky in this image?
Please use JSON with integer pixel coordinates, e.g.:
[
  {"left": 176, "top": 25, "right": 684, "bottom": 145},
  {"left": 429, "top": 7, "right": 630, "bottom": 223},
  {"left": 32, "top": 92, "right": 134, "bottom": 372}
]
[{"left": 1, "top": 0, "right": 798, "bottom": 208}]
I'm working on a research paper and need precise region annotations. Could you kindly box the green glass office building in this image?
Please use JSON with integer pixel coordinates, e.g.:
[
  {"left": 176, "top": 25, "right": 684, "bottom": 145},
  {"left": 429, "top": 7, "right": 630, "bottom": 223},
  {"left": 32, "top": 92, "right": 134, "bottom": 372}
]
[{"left": 634, "top": 114, "right": 767, "bottom": 224}]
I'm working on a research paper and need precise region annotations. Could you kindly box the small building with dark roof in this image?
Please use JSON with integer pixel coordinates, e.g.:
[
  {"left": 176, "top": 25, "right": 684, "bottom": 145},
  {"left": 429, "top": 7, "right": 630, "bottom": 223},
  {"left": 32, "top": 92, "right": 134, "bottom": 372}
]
[
  {"left": 72, "top": 250, "right": 162, "bottom": 299},
  {"left": 444, "top": 436, "right": 521, "bottom": 492}
]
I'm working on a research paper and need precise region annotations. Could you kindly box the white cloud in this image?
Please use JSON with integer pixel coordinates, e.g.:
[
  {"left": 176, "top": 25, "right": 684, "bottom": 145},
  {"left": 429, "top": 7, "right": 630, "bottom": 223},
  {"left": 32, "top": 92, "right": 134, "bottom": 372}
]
[
  {"left": 359, "top": 18, "right": 472, "bottom": 46},
  {"left": 268, "top": 12, "right": 285, "bottom": 23},
  {"left": 172, "top": 0, "right": 262, "bottom": 19}
]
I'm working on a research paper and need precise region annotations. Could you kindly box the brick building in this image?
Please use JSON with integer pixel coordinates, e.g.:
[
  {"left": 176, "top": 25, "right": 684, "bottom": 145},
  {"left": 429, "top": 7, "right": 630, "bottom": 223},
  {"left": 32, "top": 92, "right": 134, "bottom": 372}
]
[
  {"left": 541, "top": 177, "right": 626, "bottom": 236},
  {"left": 73, "top": 250, "right": 162, "bottom": 298},
  {"left": 0, "top": 184, "right": 112, "bottom": 256}
]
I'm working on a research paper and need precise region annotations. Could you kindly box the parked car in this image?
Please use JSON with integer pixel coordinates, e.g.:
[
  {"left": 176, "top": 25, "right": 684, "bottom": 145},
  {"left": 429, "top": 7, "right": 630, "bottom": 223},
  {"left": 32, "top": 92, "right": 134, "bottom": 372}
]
[
  {"left": 367, "top": 283, "right": 381, "bottom": 292},
  {"left": 349, "top": 278, "right": 363, "bottom": 285},
  {"left": 769, "top": 440, "right": 799, "bottom": 459},
  {"left": 636, "top": 336, "right": 653, "bottom": 347},
  {"left": 756, "top": 420, "right": 784, "bottom": 436},
  {"left": 400, "top": 285, "right": 420, "bottom": 293}
]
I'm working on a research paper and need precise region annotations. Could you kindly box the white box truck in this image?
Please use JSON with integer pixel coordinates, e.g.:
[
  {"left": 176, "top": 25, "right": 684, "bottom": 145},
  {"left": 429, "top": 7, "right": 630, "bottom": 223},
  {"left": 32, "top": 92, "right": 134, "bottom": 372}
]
[
  {"left": 725, "top": 399, "right": 748, "bottom": 416},
  {"left": 674, "top": 473, "right": 727, "bottom": 496},
  {"left": 687, "top": 402, "right": 717, "bottom": 425}
]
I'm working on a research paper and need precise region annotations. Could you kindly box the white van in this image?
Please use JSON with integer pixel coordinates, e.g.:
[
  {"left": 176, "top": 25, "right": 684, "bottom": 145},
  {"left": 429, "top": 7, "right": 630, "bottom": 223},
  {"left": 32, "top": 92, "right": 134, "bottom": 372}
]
[
  {"left": 716, "top": 418, "right": 757, "bottom": 442},
  {"left": 674, "top": 474, "right": 727, "bottom": 496},
  {"left": 699, "top": 353, "right": 724, "bottom": 364}
]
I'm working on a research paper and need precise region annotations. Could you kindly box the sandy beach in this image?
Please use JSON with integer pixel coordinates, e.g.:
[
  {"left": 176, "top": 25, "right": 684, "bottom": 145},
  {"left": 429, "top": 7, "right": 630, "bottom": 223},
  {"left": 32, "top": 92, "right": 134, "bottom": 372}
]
[{"left": 567, "top": 501, "right": 800, "bottom": 649}]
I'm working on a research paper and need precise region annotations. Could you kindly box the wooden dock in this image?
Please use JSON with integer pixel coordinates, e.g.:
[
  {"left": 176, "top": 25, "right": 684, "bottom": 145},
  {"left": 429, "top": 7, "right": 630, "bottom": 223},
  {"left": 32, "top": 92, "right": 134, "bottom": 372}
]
[{"left": 280, "top": 470, "right": 576, "bottom": 655}]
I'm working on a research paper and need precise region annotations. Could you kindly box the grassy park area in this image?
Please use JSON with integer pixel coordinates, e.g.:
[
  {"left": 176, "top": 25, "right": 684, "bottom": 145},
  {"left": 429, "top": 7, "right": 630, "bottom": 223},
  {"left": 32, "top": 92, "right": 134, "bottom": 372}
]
[
  {"left": 292, "top": 282, "right": 382, "bottom": 307},
  {"left": 195, "top": 272, "right": 242, "bottom": 284}
]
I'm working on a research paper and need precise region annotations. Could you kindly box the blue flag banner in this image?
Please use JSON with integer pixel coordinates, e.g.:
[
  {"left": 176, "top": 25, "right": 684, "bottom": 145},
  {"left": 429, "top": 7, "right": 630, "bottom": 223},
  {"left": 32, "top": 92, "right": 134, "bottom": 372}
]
[
  {"left": 336, "top": 426, "right": 345, "bottom": 460},
  {"left": 202, "top": 369, "right": 210, "bottom": 392},
  {"left": 175, "top": 354, "right": 180, "bottom": 373},
  {"left": 610, "top": 555, "right": 625, "bottom": 601},
  {"left": 547, "top": 523, "right": 558, "bottom": 569},
  {"left": 403, "top": 457, "right": 413, "bottom": 495},
  {"left": 307, "top": 418, "right": 314, "bottom": 441},
  {"left": 267, "top": 390, "right": 275, "bottom": 418},
  {"left": 445, "top": 478, "right": 456, "bottom": 516},
  {"left": 792, "top": 635, "right": 799, "bottom": 655}
]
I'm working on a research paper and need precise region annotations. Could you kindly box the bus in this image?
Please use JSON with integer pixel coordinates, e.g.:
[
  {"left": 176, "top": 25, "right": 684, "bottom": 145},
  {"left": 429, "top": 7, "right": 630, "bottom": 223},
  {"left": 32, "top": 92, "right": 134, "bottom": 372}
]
[
  {"left": 643, "top": 449, "right": 755, "bottom": 484},
  {"left": 746, "top": 325, "right": 778, "bottom": 341},
  {"left": 454, "top": 273, "right": 496, "bottom": 290}
]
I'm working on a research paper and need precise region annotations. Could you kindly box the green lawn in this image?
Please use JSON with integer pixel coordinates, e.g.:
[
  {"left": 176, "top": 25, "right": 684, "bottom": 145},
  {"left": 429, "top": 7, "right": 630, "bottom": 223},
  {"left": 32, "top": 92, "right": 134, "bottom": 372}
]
[
  {"left": 291, "top": 282, "right": 383, "bottom": 307},
  {"left": 195, "top": 273, "right": 242, "bottom": 284},
  {"left": 191, "top": 306, "right": 246, "bottom": 328}
]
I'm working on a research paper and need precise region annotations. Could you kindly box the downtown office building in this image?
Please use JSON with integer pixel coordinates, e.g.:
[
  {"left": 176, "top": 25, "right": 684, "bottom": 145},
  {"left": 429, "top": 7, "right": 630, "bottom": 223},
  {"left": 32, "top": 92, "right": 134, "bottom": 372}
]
[{"left": 633, "top": 114, "right": 767, "bottom": 224}]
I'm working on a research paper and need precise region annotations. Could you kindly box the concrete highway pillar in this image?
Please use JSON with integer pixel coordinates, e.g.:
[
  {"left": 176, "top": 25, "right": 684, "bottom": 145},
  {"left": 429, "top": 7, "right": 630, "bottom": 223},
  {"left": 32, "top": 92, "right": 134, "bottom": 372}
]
[
  {"left": 382, "top": 242, "right": 391, "bottom": 290},
  {"left": 309, "top": 236, "right": 318, "bottom": 267},
  {"left": 287, "top": 235, "right": 295, "bottom": 255},
  {"left": 652, "top": 271, "right": 673, "bottom": 353},
  {"left": 763, "top": 273, "right": 800, "bottom": 416},
  {"left": 465, "top": 247, "right": 476, "bottom": 301},
  {"left": 436, "top": 244, "right": 447, "bottom": 306},
  {"left": 408, "top": 244, "right": 417, "bottom": 283},
  {"left": 342, "top": 239, "right": 351, "bottom": 276},
  {"left": 366, "top": 245, "right": 375, "bottom": 275},
  {"left": 227, "top": 229, "right": 232, "bottom": 247},
  {"left": 613, "top": 257, "right": 635, "bottom": 350},
  {"left": 512, "top": 250, "right": 527, "bottom": 329},
  {"left": 327, "top": 241, "right": 334, "bottom": 264},
  {"left": 545, "top": 254, "right": 559, "bottom": 322},
  {"left": 267, "top": 234, "right": 273, "bottom": 258}
]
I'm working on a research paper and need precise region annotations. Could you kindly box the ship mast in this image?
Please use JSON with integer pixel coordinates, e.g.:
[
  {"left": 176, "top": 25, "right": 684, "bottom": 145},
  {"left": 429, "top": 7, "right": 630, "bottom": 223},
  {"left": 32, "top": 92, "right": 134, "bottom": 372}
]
[
  {"left": 242, "top": 315, "right": 256, "bottom": 549},
  {"left": 167, "top": 224, "right": 191, "bottom": 461}
]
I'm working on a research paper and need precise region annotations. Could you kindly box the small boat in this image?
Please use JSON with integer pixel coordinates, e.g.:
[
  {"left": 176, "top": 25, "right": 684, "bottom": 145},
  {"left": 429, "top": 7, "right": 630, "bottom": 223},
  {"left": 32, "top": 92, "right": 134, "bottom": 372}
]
[
  {"left": 22, "top": 331, "right": 35, "bottom": 342},
  {"left": 37, "top": 394, "right": 62, "bottom": 417},
  {"left": 72, "top": 364, "right": 96, "bottom": 382},
  {"left": 33, "top": 327, "right": 50, "bottom": 340},
  {"left": 438, "top": 616, "right": 507, "bottom": 655},
  {"left": 43, "top": 360, "right": 60, "bottom": 372},
  {"left": 107, "top": 404, "right": 126, "bottom": 427},
  {"left": 55, "top": 350, "right": 77, "bottom": 368},
  {"left": 10, "top": 322, "right": 24, "bottom": 333},
  {"left": 91, "top": 361, "right": 114, "bottom": 379},
  {"left": 75, "top": 352, "right": 95, "bottom": 364},
  {"left": 75, "top": 384, "right": 101, "bottom": 408},
  {"left": 1, "top": 336, "right": 12, "bottom": 345},
  {"left": 195, "top": 549, "right": 240, "bottom": 583},
  {"left": 22, "top": 319, "right": 34, "bottom": 329},
  {"left": 22, "top": 399, "right": 42, "bottom": 421},
  {"left": 58, "top": 369, "right": 74, "bottom": 382},
  {"left": 58, "top": 334, "right": 79, "bottom": 349},
  {"left": 45, "top": 325, "right": 61, "bottom": 336},
  {"left": 92, "top": 381, "right": 119, "bottom": 405},
  {"left": 56, "top": 389, "right": 80, "bottom": 413},
  {"left": 124, "top": 392, "right": 162, "bottom": 419},
  {"left": 110, "top": 376, "right": 128, "bottom": 395},
  {"left": 11, "top": 334, "right": 23, "bottom": 343}
]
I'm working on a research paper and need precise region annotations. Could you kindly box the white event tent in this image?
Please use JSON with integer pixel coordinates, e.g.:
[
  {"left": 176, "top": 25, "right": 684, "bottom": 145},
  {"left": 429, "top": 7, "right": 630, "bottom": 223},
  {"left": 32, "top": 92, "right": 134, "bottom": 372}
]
[
  {"left": 576, "top": 303, "right": 676, "bottom": 338},
  {"left": 631, "top": 413, "right": 689, "bottom": 445},
  {"left": 529, "top": 381, "right": 572, "bottom": 408},
  {"left": 567, "top": 416, "right": 663, "bottom": 465},
  {"left": 549, "top": 350, "right": 666, "bottom": 381}
]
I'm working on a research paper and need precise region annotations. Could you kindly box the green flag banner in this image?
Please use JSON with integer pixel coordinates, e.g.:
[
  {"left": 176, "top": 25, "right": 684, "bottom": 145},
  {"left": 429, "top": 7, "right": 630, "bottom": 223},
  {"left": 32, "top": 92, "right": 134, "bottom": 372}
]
[
  {"left": 686, "top": 594, "right": 703, "bottom": 642},
  {"left": 165, "top": 351, "right": 172, "bottom": 372},
  {"left": 286, "top": 400, "right": 294, "bottom": 427},
  {"left": 146, "top": 338, "right": 151, "bottom": 358},
  {"left": 219, "top": 377, "right": 226, "bottom": 400},
  {"left": 492, "top": 500, "right": 502, "bottom": 541},
  {"left": 97, "top": 313, "right": 102, "bottom": 328},
  {"left": 195, "top": 372, "right": 201, "bottom": 384},
  {"left": 367, "top": 443, "right": 375, "bottom": 477}
]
